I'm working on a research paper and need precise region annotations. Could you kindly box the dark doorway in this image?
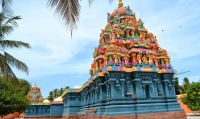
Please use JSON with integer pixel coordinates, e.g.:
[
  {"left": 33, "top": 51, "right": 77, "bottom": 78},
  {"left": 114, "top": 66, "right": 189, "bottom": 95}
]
[{"left": 145, "top": 85, "right": 150, "bottom": 99}]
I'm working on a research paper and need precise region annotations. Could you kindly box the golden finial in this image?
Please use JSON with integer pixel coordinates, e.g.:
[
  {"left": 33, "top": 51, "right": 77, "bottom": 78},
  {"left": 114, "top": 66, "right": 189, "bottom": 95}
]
[{"left": 118, "top": 0, "right": 123, "bottom": 7}]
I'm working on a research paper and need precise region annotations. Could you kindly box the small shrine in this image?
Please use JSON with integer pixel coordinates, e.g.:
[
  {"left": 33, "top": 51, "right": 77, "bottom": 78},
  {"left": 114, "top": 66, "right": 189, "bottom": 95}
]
[{"left": 27, "top": 83, "right": 43, "bottom": 105}]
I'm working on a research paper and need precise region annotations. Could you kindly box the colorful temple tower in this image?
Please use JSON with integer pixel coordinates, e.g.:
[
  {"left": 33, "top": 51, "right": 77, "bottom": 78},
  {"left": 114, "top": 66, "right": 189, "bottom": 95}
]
[
  {"left": 24, "top": 1, "right": 187, "bottom": 119},
  {"left": 61, "top": 0, "right": 187, "bottom": 119},
  {"left": 27, "top": 83, "right": 43, "bottom": 105}
]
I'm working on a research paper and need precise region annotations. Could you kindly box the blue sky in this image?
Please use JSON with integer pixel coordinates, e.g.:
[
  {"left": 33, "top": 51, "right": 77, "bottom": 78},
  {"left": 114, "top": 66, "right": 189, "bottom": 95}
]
[{"left": 7, "top": 0, "right": 200, "bottom": 98}]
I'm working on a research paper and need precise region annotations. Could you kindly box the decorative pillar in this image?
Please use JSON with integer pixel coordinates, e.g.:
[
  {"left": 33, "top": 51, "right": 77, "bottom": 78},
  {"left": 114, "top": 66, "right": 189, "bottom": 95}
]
[
  {"left": 171, "top": 79, "right": 176, "bottom": 96},
  {"left": 109, "top": 78, "right": 116, "bottom": 98},
  {"left": 120, "top": 79, "right": 126, "bottom": 97},
  {"left": 115, "top": 80, "right": 121, "bottom": 97},
  {"left": 98, "top": 83, "right": 104, "bottom": 100},
  {"left": 162, "top": 78, "right": 169, "bottom": 97},
  {"left": 153, "top": 79, "right": 159, "bottom": 96},
  {"left": 132, "top": 78, "right": 144, "bottom": 98}
]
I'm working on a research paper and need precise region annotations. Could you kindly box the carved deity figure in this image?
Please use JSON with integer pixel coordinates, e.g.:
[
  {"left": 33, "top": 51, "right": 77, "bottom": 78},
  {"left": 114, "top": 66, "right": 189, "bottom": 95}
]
[
  {"left": 137, "top": 54, "right": 141, "bottom": 64},
  {"left": 110, "top": 32, "right": 116, "bottom": 40},
  {"left": 124, "top": 56, "right": 129, "bottom": 65},
  {"left": 134, "top": 29, "right": 140, "bottom": 38},
  {"left": 164, "top": 58, "right": 169, "bottom": 66},
  {"left": 142, "top": 55, "right": 147, "bottom": 64},
  {"left": 131, "top": 54, "right": 137, "bottom": 63},
  {"left": 121, "top": 19, "right": 125, "bottom": 28},
  {"left": 98, "top": 59, "right": 103, "bottom": 69},
  {"left": 148, "top": 54, "right": 153, "bottom": 65},
  {"left": 126, "top": 30, "right": 130, "bottom": 37},
  {"left": 113, "top": 54, "right": 118, "bottom": 63},
  {"left": 153, "top": 58, "right": 158, "bottom": 67},
  {"left": 104, "top": 56, "right": 108, "bottom": 65},
  {"left": 121, "top": 46, "right": 127, "bottom": 53},
  {"left": 138, "top": 19, "right": 144, "bottom": 28}
]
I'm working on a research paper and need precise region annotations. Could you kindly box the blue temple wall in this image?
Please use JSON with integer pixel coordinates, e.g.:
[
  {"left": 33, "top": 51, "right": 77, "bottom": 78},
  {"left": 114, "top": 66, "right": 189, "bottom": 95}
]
[
  {"left": 25, "top": 72, "right": 183, "bottom": 117},
  {"left": 62, "top": 93, "right": 81, "bottom": 115},
  {"left": 50, "top": 104, "right": 63, "bottom": 116},
  {"left": 24, "top": 105, "right": 51, "bottom": 117},
  {"left": 62, "top": 72, "right": 183, "bottom": 116},
  {"left": 24, "top": 104, "right": 64, "bottom": 117}
]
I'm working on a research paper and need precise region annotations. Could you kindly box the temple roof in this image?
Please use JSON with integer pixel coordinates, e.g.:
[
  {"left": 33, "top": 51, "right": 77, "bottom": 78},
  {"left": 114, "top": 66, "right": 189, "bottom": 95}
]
[{"left": 43, "top": 99, "right": 50, "bottom": 105}]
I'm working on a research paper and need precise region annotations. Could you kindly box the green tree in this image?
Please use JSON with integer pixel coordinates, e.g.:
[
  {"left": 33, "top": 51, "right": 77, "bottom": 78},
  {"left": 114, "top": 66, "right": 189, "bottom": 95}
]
[
  {"left": 53, "top": 88, "right": 58, "bottom": 99},
  {"left": 0, "top": 79, "right": 30, "bottom": 117},
  {"left": 181, "top": 82, "right": 200, "bottom": 111},
  {"left": 0, "top": 77, "right": 31, "bottom": 96},
  {"left": 174, "top": 77, "right": 182, "bottom": 95},
  {"left": 47, "top": 86, "right": 69, "bottom": 101},
  {"left": 17, "top": 79, "right": 31, "bottom": 96},
  {"left": 181, "top": 77, "right": 190, "bottom": 94},
  {"left": 47, "top": 91, "right": 54, "bottom": 102}
]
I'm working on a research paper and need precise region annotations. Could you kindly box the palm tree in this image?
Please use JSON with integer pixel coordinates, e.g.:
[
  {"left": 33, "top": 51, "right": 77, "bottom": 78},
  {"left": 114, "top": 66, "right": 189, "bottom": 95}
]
[
  {"left": 1, "top": 0, "right": 114, "bottom": 35},
  {"left": 53, "top": 88, "right": 58, "bottom": 99},
  {"left": 47, "top": 91, "right": 54, "bottom": 101},
  {"left": 174, "top": 77, "right": 182, "bottom": 95},
  {"left": 0, "top": 10, "right": 31, "bottom": 82},
  {"left": 181, "top": 77, "right": 190, "bottom": 94}
]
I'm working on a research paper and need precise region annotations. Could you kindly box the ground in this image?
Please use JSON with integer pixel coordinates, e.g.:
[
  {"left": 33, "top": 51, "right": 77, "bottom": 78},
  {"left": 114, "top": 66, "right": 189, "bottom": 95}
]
[{"left": 187, "top": 115, "right": 200, "bottom": 119}]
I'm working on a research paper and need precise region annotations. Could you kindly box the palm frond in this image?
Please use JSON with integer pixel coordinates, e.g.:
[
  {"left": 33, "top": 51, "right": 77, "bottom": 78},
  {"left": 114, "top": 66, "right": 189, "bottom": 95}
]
[
  {"left": 4, "top": 52, "right": 29, "bottom": 75},
  {"left": 0, "top": 25, "right": 14, "bottom": 37},
  {"left": 3, "top": 15, "right": 21, "bottom": 27},
  {"left": 47, "top": 0, "right": 81, "bottom": 36},
  {"left": 0, "top": 12, "right": 21, "bottom": 39},
  {"left": 47, "top": 0, "right": 115, "bottom": 36},
  {"left": 0, "top": 53, "right": 18, "bottom": 83},
  {"left": 0, "top": 40, "right": 31, "bottom": 49},
  {"left": 88, "top": 0, "right": 94, "bottom": 7},
  {"left": 1, "top": 0, "right": 12, "bottom": 12}
]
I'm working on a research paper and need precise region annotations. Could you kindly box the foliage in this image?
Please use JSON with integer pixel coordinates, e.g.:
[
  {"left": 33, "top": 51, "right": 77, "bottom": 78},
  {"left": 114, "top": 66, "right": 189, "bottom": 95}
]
[
  {"left": 47, "top": 86, "right": 69, "bottom": 102},
  {"left": 0, "top": 79, "right": 31, "bottom": 117},
  {"left": 181, "top": 82, "right": 200, "bottom": 111},
  {"left": 0, "top": 10, "right": 31, "bottom": 83},
  {"left": 174, "top": 77, "right": 182, "bottom": 95},
  {"left": 181, "top": 77, "right": 190, "bottom": 94},
  {"left": 174, "top": 77, "right": 191, "bottom": 95}
]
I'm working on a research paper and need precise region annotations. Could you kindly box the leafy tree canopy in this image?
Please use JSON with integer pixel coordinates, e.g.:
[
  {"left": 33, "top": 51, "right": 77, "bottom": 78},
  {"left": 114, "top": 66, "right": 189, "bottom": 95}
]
[
  {"left": 0, "top": 79, "right": 31, "bottom": 117},
  {"left": 181, "top": 82, "right": 200, "bottom": 111}
]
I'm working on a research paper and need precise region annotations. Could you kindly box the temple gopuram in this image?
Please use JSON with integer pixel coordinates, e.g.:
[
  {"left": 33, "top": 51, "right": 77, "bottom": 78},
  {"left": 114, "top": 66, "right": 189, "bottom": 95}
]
[
  {"left": 24, "top": 0, "right": 187, "bottom": 119},
  {"left": 27, "top": 83, "right": 44, "bottom": 105}
]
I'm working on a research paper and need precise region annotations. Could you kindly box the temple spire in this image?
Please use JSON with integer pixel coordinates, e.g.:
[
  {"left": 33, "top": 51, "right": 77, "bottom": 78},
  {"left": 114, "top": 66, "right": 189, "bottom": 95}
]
[{"left": 118, "top": 0, "right": 123, "bottom": 7}]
